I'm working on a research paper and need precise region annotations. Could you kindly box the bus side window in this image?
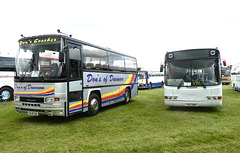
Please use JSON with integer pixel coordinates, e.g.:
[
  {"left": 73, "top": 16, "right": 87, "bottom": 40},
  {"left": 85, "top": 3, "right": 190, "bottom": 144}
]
[
  {"left": 82, "top": 46, "right": 108, "bottom": 71},
  {"left": 109, "top": 52, "right": 124, "bottom": 71},
  {"left": 125, "top": 57, "right": 137, "bottom": 72}
]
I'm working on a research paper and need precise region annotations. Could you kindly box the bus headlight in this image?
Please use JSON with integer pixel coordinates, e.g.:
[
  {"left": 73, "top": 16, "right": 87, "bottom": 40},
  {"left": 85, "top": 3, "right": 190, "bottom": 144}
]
[
  {"left": 45, "top": 97, "right": 54, "bottom": 104},
  {"left": 15, "top": 96, "right": 20, "bottom": 102}
]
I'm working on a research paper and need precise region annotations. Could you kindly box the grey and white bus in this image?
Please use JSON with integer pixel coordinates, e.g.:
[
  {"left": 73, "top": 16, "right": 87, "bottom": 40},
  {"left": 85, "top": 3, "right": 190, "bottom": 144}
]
[
  {"left": 162, "top": 48, "right": 222, "bottom": 107},
  {"left": 14, "top": 34, "right": 138, "bottom": 117}
]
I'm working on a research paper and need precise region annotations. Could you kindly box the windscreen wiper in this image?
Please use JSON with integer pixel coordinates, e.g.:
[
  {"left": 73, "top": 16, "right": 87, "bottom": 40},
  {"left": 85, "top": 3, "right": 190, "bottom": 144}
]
[
  {"left": 177, "top": 74, "right": 188, "bottom": 89},
  {"left": 20, "top": 62, "right": 31, "bottom": 81},
  {"left": 200, "top": 80, "right": 206, "bottom": 88},
  {"left": 177, "top": 79, "right": 184, "bottom": 89},
  {"left": 39, "top": 76, "right": 45, "bottom": 82}
]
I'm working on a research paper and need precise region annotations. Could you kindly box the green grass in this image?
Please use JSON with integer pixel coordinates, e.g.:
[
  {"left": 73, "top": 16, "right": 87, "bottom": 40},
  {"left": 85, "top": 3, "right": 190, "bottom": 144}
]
[{"left": 1, "top": 85, "right": 240, "bottom": 152}]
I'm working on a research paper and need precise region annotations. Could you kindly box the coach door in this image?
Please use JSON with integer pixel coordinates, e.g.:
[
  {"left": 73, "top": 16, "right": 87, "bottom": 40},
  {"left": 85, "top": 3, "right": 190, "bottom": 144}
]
[{"left": 68, "top": 44, "right": 83, "bottom": 116}]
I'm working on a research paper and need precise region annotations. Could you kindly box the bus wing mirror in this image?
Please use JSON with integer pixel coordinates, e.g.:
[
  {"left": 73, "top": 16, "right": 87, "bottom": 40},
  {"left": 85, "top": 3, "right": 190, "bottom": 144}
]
[
  {"left": 59, "top": 52, "right": 64, "bottom": 62},
  {"left": 223, "top": 60, "right": 227, "bottom": 66},
  {"left": 160, "top": 65, "right": 164, "bottom": 72}
]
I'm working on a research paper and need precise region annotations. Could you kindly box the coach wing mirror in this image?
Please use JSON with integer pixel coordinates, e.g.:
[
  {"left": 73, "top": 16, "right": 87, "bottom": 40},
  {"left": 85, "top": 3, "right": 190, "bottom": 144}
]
[
  {"left": 223, "top": 60, "right": 227, "bottom": 66},
  {"left": 160, "top": 65, "right": 164, "bottom": 72},
  {"left": 59, "top": 52, "right": 64, "bottom": 62},
  {"left": 59, "top": 43, "right": 68, "bottom": 62}
]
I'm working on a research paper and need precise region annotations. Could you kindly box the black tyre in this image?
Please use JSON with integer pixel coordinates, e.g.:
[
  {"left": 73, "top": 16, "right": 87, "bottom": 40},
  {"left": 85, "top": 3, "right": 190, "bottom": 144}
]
[
  {"left": 123, "top": 88, "right": 131, "bottom": 104},
  {"left": 149, "top": 82, "right": 152, "bottom": 89},
  {"left": 0, "top": 87, "right": 13, "bottom": 100},
  {"left": 87, "top": 93, "right": 101, "bottom": 116},
  {"left": 233, "top": 84, "right": 236, "bottom": 91}
]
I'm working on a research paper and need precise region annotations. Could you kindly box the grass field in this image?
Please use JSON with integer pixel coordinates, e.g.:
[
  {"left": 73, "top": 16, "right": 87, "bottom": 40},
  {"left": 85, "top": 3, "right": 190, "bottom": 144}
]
[{"left": 0, "top": 85, "right": 240, "bottom": 152}]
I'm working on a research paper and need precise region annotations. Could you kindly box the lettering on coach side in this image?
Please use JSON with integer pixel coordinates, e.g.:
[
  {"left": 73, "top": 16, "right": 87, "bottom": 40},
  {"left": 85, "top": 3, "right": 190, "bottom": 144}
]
[
  {"left": 14, "top": 84, "right": 45, "bottom": 91},
  {"left": 109, "top": 75, "right": 124, "bottom": 82},
  {"left": 87, "top": 74, "right": 124, "bottom": 84}
]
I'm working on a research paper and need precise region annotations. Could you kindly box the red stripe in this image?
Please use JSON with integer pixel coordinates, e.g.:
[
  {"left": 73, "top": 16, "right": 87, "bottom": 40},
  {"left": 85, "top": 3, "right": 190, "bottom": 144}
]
[
  {"left": 17, "top": 89, "right": 54, "bottom": 95},
  {"left": 70, "top": 104, "right": 82, "bottom": 110},
  {"left": 70, "top": 102, "right": 88, "bottom": 110},
  {"left": 130, "top": 74, "right": 135, "bottom": 84},
  {"left": 28, "top": 89, "right": 54, "bottom": 95}
]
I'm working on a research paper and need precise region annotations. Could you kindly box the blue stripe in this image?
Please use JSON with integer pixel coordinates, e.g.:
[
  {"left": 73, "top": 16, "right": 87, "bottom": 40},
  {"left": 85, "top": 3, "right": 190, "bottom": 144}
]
[
  {"left": 131, "top": 75, "right": 137, "bottom": 90},
  {"left": 70, "top": 107, "right": 82, "bottom": 113},
  {"left": 235, "top": 87, "right": 240, "bottom": 91}
]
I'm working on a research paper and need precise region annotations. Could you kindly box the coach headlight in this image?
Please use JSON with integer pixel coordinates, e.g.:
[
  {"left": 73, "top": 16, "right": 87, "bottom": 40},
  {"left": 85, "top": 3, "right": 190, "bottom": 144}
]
[
  {"left": 45, "top": 97, "right": 54, "bottom": 104},
  {"left": 15, "top": 96, "right": 20, "bottom": 102}
]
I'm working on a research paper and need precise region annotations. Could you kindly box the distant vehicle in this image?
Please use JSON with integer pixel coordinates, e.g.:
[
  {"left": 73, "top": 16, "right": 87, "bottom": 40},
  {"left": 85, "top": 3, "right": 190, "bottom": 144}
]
[
  {"left": 0, "top": 54, "right": 15, "bottom": 100},
  {"left": 231, "top": 63, "right": 240, "bottom": 91},
  {"left": 162, "top": 48, "right": 223, "bottom": 107},
  {"left": 221, "top": 66, "right": 231, "bottom": 85},
  {"left": 138, "top": 71, "right": 164, "bottom": 89},
  {"left": 14, "top": 34, "right": 138, "bottom": 117}
]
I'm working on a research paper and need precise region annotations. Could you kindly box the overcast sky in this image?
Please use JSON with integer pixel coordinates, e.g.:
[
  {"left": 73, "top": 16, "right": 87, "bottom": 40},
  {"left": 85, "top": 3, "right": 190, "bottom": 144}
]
[{"left": 1, "top": 0, "right": 240, "bottom": 70}]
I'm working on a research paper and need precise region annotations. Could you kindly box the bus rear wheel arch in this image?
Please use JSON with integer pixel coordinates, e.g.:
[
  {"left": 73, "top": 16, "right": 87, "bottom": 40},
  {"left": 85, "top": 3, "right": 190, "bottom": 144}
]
[{"left": 87, "top": 92, "right": 101, "bottom": 116}]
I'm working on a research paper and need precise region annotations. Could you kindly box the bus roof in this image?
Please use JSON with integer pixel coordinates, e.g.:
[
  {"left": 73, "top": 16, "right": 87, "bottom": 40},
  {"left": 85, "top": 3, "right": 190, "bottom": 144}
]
[
  {"left": 165, "top": 48, "right": 220, "bottom": 61},
  {"left": 166, "top": 48, "right": 219, "bottom": 54},
  {"left": 19, "top": 34, "right": 136, "bottom": 59}
]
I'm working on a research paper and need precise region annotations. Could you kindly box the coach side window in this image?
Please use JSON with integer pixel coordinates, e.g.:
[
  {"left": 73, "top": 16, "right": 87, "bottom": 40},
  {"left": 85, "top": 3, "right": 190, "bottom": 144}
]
[
  {"left": 125, "top": 57, "right": 137, "bottom": 72},
  {"left": 83, "top": 46, "right": 108, "bottom": 70},
  {"left": 108, "top": 52, "right": 125, "bottom": 71}
]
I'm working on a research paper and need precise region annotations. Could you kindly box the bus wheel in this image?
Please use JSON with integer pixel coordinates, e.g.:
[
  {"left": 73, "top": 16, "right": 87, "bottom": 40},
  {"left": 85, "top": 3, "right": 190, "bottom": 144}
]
[
  {"left": 88, "top": 93, "right": 101, "bottom": 116},
  {"left": 233, "top": 84, "right": 236, "bottom": 91},
  {"left": 123, "top": 88, "right": 131, "bottom": 104},
  {"left": 0, "top": 87, "right": 13, "bottom": 100},
  {"left": 149, "top": 83, "right": 152, "bottom": 89}
]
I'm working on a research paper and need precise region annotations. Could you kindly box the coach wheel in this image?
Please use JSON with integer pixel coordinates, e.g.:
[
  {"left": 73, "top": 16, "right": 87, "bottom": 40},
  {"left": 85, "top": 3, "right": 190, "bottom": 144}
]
[
  {"left": 88, "top": 93, "right": 101, "bottom": 116},
  {"left": 0, "top": 87, "right": 13, "bottom": 100},
  {"left": 149, "top": 82, "right": 152, "bottom": 89},
  {"left": 233, "top": 84, "right": 236, "bottom": 91},
  {"left": 123, "top": 88, "right": 131, "bottom": 104}
]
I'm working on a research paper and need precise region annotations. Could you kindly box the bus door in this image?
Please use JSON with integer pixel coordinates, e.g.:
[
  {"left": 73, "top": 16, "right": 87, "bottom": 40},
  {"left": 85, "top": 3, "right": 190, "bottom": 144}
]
[{"left": 67, "top": 44, "right": 83, "bottom": 116}]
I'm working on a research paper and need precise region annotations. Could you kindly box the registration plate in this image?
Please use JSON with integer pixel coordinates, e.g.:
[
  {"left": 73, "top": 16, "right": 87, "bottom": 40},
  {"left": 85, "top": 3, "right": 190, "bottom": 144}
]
[{"left": 27, "top": 111, "right": 39, "bottom": 116}]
